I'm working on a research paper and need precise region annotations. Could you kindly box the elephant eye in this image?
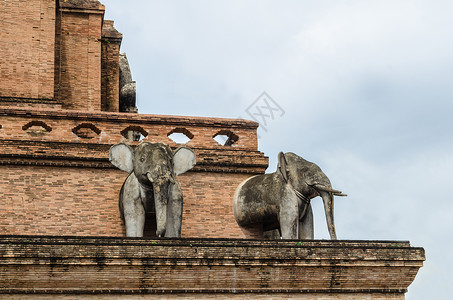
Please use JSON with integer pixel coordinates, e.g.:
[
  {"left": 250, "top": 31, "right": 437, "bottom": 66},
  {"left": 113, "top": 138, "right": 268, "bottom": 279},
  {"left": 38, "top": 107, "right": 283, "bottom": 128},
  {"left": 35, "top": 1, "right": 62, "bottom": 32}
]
[{"left": 139, "top": 157, "right": 145, "bottom": 162}]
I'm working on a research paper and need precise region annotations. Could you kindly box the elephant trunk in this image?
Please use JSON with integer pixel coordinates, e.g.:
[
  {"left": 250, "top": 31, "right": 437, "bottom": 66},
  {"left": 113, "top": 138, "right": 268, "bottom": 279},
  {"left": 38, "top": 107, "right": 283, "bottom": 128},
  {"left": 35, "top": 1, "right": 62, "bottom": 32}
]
[
  {"left": 147, "top": 172, "right": 168, "bottom": 237},
  {"left": 320, "top": 190, "right": 337, "bottom": 240}
]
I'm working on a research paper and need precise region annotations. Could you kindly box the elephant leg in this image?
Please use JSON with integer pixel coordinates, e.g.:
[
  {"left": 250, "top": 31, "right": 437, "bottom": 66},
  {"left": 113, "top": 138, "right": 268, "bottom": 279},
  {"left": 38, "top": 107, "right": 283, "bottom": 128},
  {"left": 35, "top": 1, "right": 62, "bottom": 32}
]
[
  {"left": 165, "top": 182, "right": 183, "bottom": 238},
  {"left": 121, "top": 175, "right": 145, "bottom": 237},
  {"left": 279, "top": 197, "right": 299, "bottom": 239},
  {"left": 123, "top": 204, "right": 145, "bottom": 237},
  {"left": 299, "top": 204, "right": 314, "bottom": 239}
]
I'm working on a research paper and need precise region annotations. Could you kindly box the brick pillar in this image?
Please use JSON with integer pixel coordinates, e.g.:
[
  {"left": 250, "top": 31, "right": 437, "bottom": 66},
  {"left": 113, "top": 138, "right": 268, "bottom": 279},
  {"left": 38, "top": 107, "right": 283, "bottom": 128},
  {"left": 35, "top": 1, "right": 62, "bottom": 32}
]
[
  {"left": 101, "top": 20, "right": 122, "bottom": 112},
  {"left": 55, "top": 0, "right": 105, "bottom": 111}
]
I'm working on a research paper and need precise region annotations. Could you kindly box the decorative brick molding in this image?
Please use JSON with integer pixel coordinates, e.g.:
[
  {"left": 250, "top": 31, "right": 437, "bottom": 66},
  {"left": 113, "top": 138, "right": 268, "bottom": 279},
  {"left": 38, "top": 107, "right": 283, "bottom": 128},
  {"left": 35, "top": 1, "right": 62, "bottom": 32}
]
[
  {"left": 0, "top": 236, "right": 425, "bottom": 298},
  {"left": 0, "top": 97, "right": 62, "bottom": 109},
  {"left": 0, "top": 107, "right": 261, "bottom": 150}
]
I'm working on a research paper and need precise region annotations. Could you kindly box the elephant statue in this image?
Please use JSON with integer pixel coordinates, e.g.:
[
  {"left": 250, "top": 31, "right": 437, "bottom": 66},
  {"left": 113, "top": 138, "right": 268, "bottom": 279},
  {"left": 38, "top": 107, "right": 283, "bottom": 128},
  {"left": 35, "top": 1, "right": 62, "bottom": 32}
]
[
  {"left": 233, "top": 152, "right": 346, "bottom": 240},
  {"left": 119, "top": 53, "right": 137, "bottom": 113},
  {"left": 109, "top": 142, "right": 196, "bottom": 237}
]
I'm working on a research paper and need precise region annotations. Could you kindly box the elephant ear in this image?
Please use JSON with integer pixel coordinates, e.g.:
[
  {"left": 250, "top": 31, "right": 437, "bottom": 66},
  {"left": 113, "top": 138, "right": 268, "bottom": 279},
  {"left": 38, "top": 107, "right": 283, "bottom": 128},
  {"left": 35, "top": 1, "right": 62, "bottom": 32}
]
[
  {"left": 109, "top": 143, "right": 134, "bottom": 173},
  {"left": 173, "top": 146, "right": 196, "bottom": 176},
  {"left": 277, "top": 152, "right": 289, "bottom": 183}
]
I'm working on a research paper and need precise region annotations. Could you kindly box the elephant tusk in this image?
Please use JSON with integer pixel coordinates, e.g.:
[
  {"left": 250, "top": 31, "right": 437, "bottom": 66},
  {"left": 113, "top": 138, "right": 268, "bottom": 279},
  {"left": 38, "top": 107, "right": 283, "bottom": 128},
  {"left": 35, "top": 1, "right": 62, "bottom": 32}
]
[
  {"left": 146, "top": 172, "right": 154, "bottom": 183},
  {"left": 320, "top": 190, "right": 337, "bottom": 240},
  {"left": 167, "top": 173, "right": 176, "bottom": 184},
  {"left": 294, "top": 189, "right": 310, "bottom": 204},
  {"left": 312, "top": 184, "right": 347, "bottom": 197}
]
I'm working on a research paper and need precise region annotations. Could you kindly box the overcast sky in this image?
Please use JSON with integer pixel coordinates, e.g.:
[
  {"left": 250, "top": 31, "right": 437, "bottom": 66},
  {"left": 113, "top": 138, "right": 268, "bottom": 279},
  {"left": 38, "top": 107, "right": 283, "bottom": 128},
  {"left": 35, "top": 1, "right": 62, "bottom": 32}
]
[{"left": 105, "top": 1, "right": 453, "bottom": 298}]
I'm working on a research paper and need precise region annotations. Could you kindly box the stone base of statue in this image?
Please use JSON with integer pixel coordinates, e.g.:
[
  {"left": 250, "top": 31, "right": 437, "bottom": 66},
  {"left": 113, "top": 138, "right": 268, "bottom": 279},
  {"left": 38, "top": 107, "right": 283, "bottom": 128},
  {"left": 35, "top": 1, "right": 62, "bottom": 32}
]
[{"left": 0, "top": 236, "right": 424, "bottom": 299}]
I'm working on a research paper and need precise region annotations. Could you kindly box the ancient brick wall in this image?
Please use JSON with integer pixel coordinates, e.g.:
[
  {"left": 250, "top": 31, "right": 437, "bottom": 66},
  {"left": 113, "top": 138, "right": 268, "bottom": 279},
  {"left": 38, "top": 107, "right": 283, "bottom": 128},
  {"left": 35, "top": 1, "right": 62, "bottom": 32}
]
[
  {"left": 0, "top": 0, "right": 56, "bottom": 100},
  {"left": 0, "top": 107, "right": 266, "bottom": 238},
  {"left": 0, "top": 166, "right": 260, "bottom": 239},
  {"left": 0, "top": 165, "right": 125, "bottom": 236},
  {"left": 0, "top": 236, "right": 425, "bottom": 298}
]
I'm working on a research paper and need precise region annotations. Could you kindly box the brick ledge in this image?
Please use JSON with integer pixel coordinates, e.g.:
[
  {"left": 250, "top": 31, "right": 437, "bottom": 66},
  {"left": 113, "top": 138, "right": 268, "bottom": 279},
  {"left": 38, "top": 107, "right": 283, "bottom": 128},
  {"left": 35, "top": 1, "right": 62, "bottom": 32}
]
[
  {"left": 0, "top": 107, "right": 259, "bottom": 129},
  {"left": 0, "top": 236, "right": 425, "bottom": 294},
  {"left": 0, "top": 289, "right": 408, "bottom": 295}
]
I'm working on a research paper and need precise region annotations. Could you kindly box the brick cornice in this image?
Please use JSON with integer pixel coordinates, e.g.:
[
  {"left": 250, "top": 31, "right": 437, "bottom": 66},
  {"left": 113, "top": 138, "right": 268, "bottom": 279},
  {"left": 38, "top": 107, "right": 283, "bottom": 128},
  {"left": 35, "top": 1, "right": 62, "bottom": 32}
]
[
  {"left": 59, "top": 0, "right": 105, "bottom": 14},
  {"left": 0, "top": 107, "right": 259, "bottom": 129},
  {"left": 0, "top": 97, "right": 62, "bottom": 106},
  {"left": 0, "top": 140, "right": 268, "bottom": 173}
]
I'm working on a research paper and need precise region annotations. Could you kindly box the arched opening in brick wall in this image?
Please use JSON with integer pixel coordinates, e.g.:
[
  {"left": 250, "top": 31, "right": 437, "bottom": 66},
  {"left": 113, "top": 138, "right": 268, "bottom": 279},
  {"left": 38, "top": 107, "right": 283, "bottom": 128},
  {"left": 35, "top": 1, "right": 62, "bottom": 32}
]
[
  {"left": 121, "top": 126, "right": 148, "bottom": 142},
  {"left": 167, "top": 128, "right": 194, "bottom": 144},
  {"left": 213, "top": 130, "right": 239, "bottom": 146},
  {"left": 22, "top": 120, "right": 52, "bottom": 132},
  {"left": 22, "top": 120, "right": 52, "bottom": 137},
  {"left": 72, "top": 123, "right": 101, "bottom": 139}
]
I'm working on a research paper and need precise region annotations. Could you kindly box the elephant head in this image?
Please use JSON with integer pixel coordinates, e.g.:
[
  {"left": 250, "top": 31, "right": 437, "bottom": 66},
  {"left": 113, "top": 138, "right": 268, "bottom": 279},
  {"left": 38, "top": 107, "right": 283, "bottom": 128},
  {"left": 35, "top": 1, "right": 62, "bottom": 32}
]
[
  {"left": 277, "top": 152, "right": 346, "bottom": 240},
  {"left": 110, "top": 142, "right": 196, "bottom": 237}
]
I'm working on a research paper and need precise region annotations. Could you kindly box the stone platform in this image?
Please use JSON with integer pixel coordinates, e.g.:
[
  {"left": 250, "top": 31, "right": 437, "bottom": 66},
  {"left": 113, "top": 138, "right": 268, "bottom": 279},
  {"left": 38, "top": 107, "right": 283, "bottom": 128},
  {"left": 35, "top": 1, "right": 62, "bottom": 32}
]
[{"left": 0, "top": 236, "right": 424, "bottom": 299}]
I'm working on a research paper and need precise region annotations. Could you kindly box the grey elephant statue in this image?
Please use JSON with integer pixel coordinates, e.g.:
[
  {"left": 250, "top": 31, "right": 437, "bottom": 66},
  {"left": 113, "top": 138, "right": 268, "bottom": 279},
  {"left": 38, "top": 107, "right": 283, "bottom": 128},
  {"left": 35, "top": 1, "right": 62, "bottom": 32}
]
[
  {"left": 119, "top": 53, "right": 137, "bottom": 113},
  {"left": 233, "top": 152, "right": 346, "bottom": 240},
  {"left": 109, "top": 142, "right": 196, "bottom": 237}
]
